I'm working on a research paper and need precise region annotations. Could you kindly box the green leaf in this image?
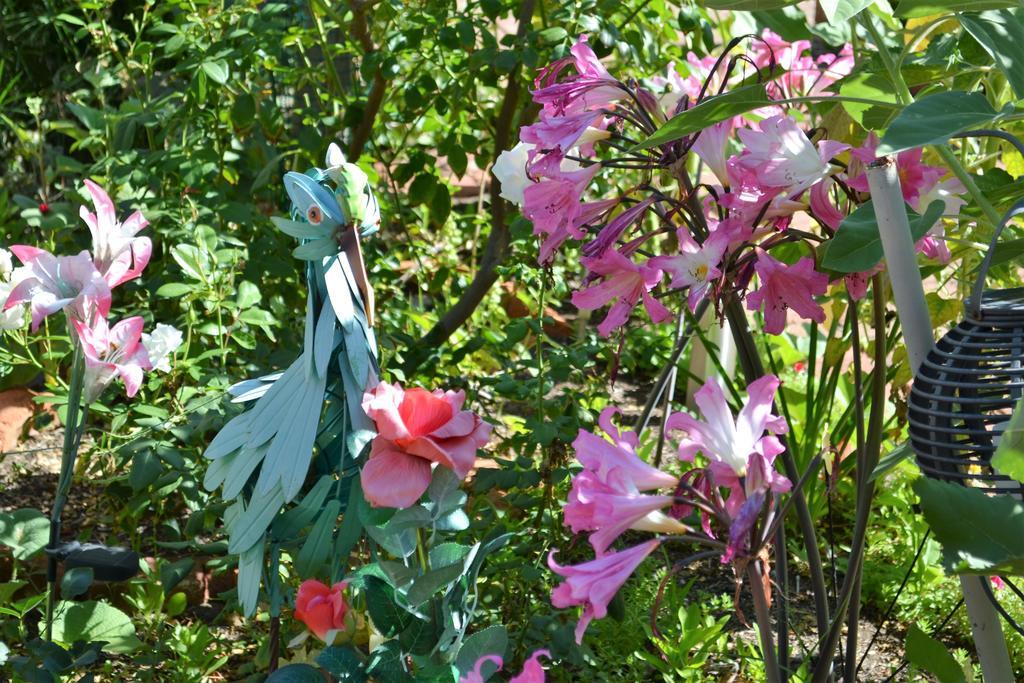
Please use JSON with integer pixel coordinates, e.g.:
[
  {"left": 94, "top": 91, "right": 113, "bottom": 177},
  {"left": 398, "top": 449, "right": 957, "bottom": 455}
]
[
  {"left": 159, "top": 558, "right": 194, "bottom": 596},
  {"left": 820, "top": 0, "right": 875, "bottom": 24},
  {"left": 906, "top": 624, "right": 967, "bottom": 683},
  {"left": 0, "top": 508, "right": 49, "bottom": 560},
  {"left": 838, "top": 71, "right": 900, "bottom": 131},
  {"left": 634, "top": 84, "right": 770, "bottom": 150},
  {"left": 200, "top": 60, "right": 230, "bottom": 85},
  {"left": 335, "top": 477, "right": 365, "bottom": 561},
  {"left": 878, "top": 91, "right": 1003, "bottom": 155},
  {"left": 317, "top": 646, "right": 368, "bottom": 682},
  {"left": 155, "top": 282, "right": 193, "bottom": 298},
  {"left": 914, "top": 477, "right": 1024, "bottom": 575},
  {"left": 992, "top": 396, "right": 1024, "bottom": 483},
  {"left": 703, "top": 0, "right": 800, "bottom": 9},
  {"left": 455, "top": 625, "right": 507, "bottom": 679},
  {"left": 60, "top": 567, "right": 93, "bottom": 599},
  {"left": 364, "top": 576, "right": 411, "bottom": 636},
  {"left": 406, "top": 560, "right": 466, "bottom": 607},
  {"left": 266, "top": 663, "right": 324, "bottom": 682},
  {"left": 959, "top": 10, "right": 1024, "bottom": 101},
  {"left": 51, "top": 600, "right": 140, "bottom": 653},
  {"left": 869, "top": 442, "right": 913, "bottom": 482},
  {"left": 130, "top": 450, "right": 163, "bottom": 492},
  {"left": 820, "top": 200, "right": 944, "bottom": 273},
  {"left": 896, "top": 0, "right": 1022, "bottom": 18},
  {"left": 272, "top": 475, "right": 334, "bottom": 539},
  {"left": 295, "top": 499, "right": 340, "bottom": 577}
]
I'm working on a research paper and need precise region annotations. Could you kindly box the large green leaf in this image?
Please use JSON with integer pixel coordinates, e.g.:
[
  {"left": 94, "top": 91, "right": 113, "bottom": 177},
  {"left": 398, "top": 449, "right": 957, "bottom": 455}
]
[
  {"left": 914, "top": 477, "right": 1024, "bottom": 575},
  {"left": 877, "top": 91, "right": 1004, "bottom": 154},
  {"left": 0, "top": 508, "right": 49, "bottom": 560},
  {"left": 960, "top": 10, "right": 1024, "bottom": 100},
  {"left": 51, "top": 600, "right": 141, "bottom": 653},
  {"left": 991, "top": 396, "right": 1024, "bottom": 483},
  {"left": 906, "top": 624, "right": 967, "bottom": 683},
  {"left": 364, "top": 576, "right": 411, "bottom": 636},
  {"left": 634, "top": 84, "right": 770, "bottom": 150},
  {"left": 820, "top": 0, "right": 875, "bottom": 24},
  {"left": 896, "top": 0, "right": 1023, "bottom": 18},
  {"left": 317, "top": 646, "right": 368, "bottom": 682},
  {"left": 455, "top": 625, "right": 507, "bottom": 680},
  {"left": 838, "top": 71, "right": 900, "bottom": 130},
  {"left": 294, "top": 499, "right": 340, "bottom": 577},
  {"left": 820, "top": 200, "right": 944, "bottom": 273}
]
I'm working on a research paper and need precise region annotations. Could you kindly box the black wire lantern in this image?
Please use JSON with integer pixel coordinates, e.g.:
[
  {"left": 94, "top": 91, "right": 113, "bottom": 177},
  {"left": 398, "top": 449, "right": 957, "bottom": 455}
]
[{"left": 907, "top": 130, "right": 1024, "bottom": 633}]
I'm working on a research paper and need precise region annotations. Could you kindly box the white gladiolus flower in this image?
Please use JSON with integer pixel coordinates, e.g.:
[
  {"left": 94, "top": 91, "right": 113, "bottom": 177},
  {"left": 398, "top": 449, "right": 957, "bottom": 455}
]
[{"left": 142, "top": 323, "right": 184, "bottom": 372}]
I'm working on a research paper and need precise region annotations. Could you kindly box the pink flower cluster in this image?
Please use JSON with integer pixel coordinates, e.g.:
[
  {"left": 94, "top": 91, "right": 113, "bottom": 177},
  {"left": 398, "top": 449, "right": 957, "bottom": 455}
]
[
  {"left": 2, "top": 181, "right": 180, "bottom": 401},
  {"left": 497, "top": 33, "right": 966, "bottom": 338},
  {"left": 550, "top": 376, "right": 791, "bottom": 640}
]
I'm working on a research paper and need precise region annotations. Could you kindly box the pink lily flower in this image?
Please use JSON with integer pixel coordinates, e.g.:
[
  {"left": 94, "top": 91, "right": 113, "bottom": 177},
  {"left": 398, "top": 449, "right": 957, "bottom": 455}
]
[
  {"left": 911, "top": 177, "right": 967, "bottom": 264},
  {"left": 691, "top": 120, "right": 733, "bottom": 188},
  {"left": 80, "top": 179, "right": 151, "bottom": 288},
  {"left": 509, "top": 649, "right": 551, "bottom": 683},
  {"left": 565, "top": 468, "right": 684, "bottom": 556},
  {"left": 745, "top": 251, "right": 828, "bottom": 335},
  {"left": 810, "top": 180, "right": 884, "bottom": 299},
  {"left": 735, "top": 116, "right": 849, "bottom": 196},
  {"left": 549, "top": 539, "right": 660, "bottom": 643},
  {"left": 360, "top": 382, "right": 492, "bottom": 509},
  {"left": 71, "top": 315, "right": 153, "bottom": 403},
  {"left": 523, "top": 154, "right": 603, "bottom": 264},
  {"left": 648, "top": 228, "right": 728, "bottom": 313},
  {"left": 460, "top": 650, "right": 551, "bottom": 683},
  {"left": 668, "top": 375, "right": 788, "bottom": 483},
  {"left": 574, "top": 407, "right": 680, "bottom": 490},
  {"left": 520, "top": 111, "right": 604, "bottom": 157},
  {"left": 459, "top": 654, "right": 504, "bottom": 683},
  {"left": 4, "top": 247, "right": 111, "bottom": 331},
  {"left": 582, "top": 196, "right": 656, "bottom": 258},
  {"left": 571, "top": 249, "right": 672, "bottom": 337},
  {"left": 847, "top": 134, "right": 945, "bottom": 205},
  {"left": 533, "top": 35, "right": 622, "bottom": 115}
]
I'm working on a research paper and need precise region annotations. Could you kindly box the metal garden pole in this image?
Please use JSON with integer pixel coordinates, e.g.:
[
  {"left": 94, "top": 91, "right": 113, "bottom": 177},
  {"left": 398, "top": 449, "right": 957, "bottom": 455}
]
[{"left": 866, "top": 157, "right": 1014, "bottom": 682}]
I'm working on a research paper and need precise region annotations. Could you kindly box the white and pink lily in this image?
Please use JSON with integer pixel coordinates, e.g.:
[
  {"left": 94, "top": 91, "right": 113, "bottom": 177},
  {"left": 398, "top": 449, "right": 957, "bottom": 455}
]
[
  {"left": 80, "top": 179, "right": 151, "bottom": 288},
  {"left": 72, "top": 315, "right": 153, "bottom": 402}
]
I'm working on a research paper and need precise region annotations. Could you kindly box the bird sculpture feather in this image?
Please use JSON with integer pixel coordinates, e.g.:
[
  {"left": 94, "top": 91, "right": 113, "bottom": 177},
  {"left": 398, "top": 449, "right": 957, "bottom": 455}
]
[{"left": 202, "top": 144, "right": 380, "bottom": 615}]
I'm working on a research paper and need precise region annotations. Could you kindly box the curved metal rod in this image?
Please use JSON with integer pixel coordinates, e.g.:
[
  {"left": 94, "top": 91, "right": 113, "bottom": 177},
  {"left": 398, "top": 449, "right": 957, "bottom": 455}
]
[
  {"left": 950, "top": 129, "right": 1024, "bottom": 317},
  {"left": 967, "top": 197, "right": 1024, "bottom": 317},
  {"left": 980, "top": 575, "right": 1024, "bottom": 638}
]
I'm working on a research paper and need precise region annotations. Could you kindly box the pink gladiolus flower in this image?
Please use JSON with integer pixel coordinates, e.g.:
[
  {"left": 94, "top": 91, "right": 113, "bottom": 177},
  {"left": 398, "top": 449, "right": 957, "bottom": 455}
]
[
  {"left": 72, "top": 315, "right": 153, "bottom": 403},
  {"left": 746, "top": 251, "right": 828, "bottom": 335},
  {"left": 549, "top": 539, "right": 660, "bottom": 643},
  {"left": 4, "top": 247, "right": 111, "bottom": 331},
  {"left": 80, "top": 179, "right": 151, "bottom": 288},
  {"left": 360, "top": 382, "right": 492, "bottom": 509},
  {"left": 809, "top": 177, "right": 845, "bottom": 232},
  {"left": 735, "top": 116, "right": 849, "bottom": 195},
  {"left": 533, "top": 35, "right": 622, "bottom": 115},
  {"left": 572, "top": 249, "right": 672, "bottom": 336},
  {"left": 520, "top": 111, "right": 603, "bottom": 157},
  {"left": 648, "top": 228, "right": 728, "bottom": 313},
  {"left": 294, "top": 579, "right": 349, "bottom": 642}
]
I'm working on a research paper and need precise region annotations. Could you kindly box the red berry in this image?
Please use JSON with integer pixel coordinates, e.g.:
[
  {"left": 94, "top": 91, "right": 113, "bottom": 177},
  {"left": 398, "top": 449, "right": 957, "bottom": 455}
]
[{"left": 39, "top": 202, "right": 49, "bottom": 214}]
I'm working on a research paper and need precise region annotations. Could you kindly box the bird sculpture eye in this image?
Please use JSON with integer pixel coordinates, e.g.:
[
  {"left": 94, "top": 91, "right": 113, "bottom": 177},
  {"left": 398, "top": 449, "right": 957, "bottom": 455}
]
[{"left": 306, "top": 205, "right": 323, "bottom": 224}]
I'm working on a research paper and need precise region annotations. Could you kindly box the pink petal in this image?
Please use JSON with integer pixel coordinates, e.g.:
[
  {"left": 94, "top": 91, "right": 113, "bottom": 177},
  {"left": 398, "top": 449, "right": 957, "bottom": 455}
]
[{"left": 360, "top": 445, "right": 432, "bottom": 508}]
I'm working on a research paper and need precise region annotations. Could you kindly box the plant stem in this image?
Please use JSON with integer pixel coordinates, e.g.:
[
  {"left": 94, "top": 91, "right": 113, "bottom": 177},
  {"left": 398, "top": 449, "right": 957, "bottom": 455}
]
[
  {"left": 45, "top": 343, "right": 86, "bottom": 642},
  {"left": 747, "top": 560, "right": 782, "bottom": 683},
  {"left": 724, "top": 296, "right": 832, "bottom": 643}
]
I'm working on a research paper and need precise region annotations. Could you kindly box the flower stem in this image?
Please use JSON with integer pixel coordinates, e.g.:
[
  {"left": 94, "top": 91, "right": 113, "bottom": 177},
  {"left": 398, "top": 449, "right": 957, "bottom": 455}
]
[
  {"left": 45, "top": 342, "right": 86, "bottom": 642},
  {"left": 747, "top": 560, "right": 782, "bottom": 683}
]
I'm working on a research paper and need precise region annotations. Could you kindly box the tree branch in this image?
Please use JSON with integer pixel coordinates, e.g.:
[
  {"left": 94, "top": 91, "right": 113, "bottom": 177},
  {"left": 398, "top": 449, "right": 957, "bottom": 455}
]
[
  {"left": 347, "top": 0, "right": 387, "bottom": 160},
  {"left": 407, "top": 0, "right": 536, "bottom": 365}
]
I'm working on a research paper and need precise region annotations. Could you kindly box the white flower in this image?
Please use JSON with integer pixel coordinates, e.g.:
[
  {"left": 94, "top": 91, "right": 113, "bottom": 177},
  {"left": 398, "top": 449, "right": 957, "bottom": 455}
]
[
  {"left": 142, "top": 323, "right": 183, "bottom": 372},
  {"left": 493, "top": 141, "right": 534, "bottom": 206},
  {"left": 0, "top": 248, "right": 12, "bottom": 279},
  {"left": 493, "top": 142, "right": 585, "bottom": 207}
]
